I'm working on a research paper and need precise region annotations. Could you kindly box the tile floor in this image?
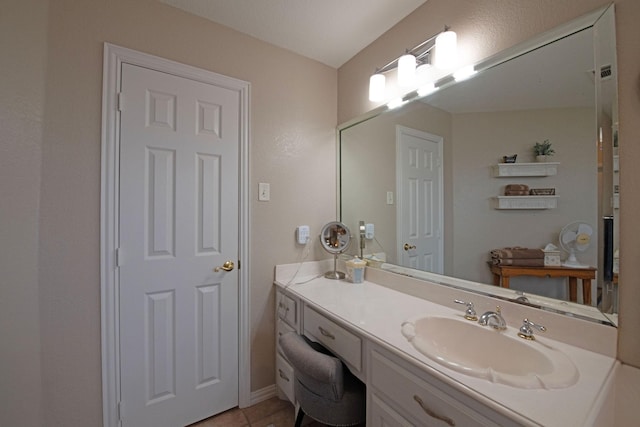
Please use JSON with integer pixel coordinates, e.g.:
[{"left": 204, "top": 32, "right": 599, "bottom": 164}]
[{"left": 188, "top": 396, "right": 326, "bottom": 427}]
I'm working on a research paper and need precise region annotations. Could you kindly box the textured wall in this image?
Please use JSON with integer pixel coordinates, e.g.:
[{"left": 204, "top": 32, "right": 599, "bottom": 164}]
[
  {"left": 35, "top": 0, "right": 336, "bottom": 425},
  {"left": 0, "top": 1, "right": 47, "bottom": 426}
]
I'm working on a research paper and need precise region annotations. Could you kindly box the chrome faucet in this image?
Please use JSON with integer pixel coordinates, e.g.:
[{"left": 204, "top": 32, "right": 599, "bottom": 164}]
[
  {"left": 518, "top": 318, "right": 547, "bottom": 340},
  {"left": 454, "top": 299, "right": 478, "bottom": 321},
  {"left": 514, "top": 292, "right": 530, "bottom": 303},
  {"left": 478, "top": 306, "right": 507, "bottom": 330}
]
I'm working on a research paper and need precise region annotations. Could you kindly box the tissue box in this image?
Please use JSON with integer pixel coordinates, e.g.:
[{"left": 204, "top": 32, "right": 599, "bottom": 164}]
[{"left": 544, "top": 249, "right": 561, "bottom": 266}]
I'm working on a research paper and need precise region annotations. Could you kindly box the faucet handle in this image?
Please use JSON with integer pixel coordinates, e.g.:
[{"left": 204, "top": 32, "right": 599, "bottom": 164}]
[
  {"left": 454, "top": 299, "right": 478, "bottom": 321},
  {"left": 518, "top": 318, "right": 547, "bottom": 340}
]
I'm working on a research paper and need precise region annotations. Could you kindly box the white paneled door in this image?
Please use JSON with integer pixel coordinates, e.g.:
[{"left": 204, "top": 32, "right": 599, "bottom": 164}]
[
  {"left": 118, "top": 63, "right": 239, "bottom": 427},
  {"left": 396, "top": 126, "right": 443, "bottom": 274}
]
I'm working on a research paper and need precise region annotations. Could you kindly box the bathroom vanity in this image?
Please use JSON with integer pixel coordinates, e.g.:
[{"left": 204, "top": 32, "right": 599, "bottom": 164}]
[{"left": 274, "top": 260, "right": 622, "bottom": 426}]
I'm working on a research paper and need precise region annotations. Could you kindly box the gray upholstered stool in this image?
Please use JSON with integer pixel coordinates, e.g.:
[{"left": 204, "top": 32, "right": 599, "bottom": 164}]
[{"left": 279, "top": 332, "right": 366, "bottom": 427}]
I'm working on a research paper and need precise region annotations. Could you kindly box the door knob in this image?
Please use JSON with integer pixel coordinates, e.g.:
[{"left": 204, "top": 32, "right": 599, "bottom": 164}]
[
  {"left": 214, "top": 261, "right": 235, "bottom": 272},
  {"left": 404, "top": 243, "right": 416, "bottom": 251}
]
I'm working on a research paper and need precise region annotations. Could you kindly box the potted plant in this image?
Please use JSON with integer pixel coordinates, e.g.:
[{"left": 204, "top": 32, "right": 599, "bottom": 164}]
[{"left": 533, "top": 139, "right": 554, "bottom": 162}]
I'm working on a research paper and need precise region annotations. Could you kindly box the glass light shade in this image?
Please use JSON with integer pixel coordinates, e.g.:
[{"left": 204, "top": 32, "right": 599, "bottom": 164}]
[
  {"left": 369, "top": 73, "right": 386, "bottom": 102},
  {"left": 434, "top": 30, "right": 457, "bottom": 69},
  {"left": 416, "top": 63, "right": 435, "bottom": 85},
  {"left": 397, "top": 54, "right": 417, "bottom": 87}
]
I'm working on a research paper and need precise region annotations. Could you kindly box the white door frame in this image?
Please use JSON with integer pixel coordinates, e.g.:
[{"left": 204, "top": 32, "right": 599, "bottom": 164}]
[
  {"left": 395, "top": 125, "right": 444, "bottom": 273},
  {"left": 100, "top": 43, "right": 251, "bottom": 427}
]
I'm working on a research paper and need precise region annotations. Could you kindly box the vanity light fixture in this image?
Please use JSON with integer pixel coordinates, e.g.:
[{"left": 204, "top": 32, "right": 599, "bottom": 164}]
[
  {"left": 368, "top": 26, "right": 457, "bottom": 102},
  {"left": 453, "top": 65, "right": 477, "bottom": 81},
  {"left": 369, "top": 73, "right": 386, "bottom": 102},
  {"left": 417, "top": 82, "right": 437, "bottom": 97},
  {"left": 386, "top": 97, "right": 406, "bottom": 110},
  {"left": 397, "top": 53, "right": 417, "bottom": 87},
  {"left": 434, "top": 29, "right": 458, "bottom": 69}
]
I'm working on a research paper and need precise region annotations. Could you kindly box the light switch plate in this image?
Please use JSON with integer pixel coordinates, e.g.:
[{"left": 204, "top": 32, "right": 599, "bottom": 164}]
[{"left": 259, "top": 183, "right": 270, "bottom": 201}]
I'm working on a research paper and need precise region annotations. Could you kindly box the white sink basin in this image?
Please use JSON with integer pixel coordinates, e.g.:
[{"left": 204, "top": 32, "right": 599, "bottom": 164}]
[{"left": 401, "top": 316, "right": 579, "bottom": 389}]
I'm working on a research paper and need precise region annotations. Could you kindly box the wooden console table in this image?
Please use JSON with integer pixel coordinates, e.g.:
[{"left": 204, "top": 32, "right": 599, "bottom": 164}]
[{"left": 488, "top": 264, "right": 596, "bottom": 305}]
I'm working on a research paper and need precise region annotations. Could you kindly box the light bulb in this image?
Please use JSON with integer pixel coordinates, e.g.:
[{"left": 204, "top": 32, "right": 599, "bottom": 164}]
[{"left": 369, "top": 73, "right": 386, "bottom": 102}]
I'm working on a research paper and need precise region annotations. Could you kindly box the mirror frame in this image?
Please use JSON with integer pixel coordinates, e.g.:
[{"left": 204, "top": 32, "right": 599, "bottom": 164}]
[{"left": 337, "top": 4, "right": 617, "bottom": 326}]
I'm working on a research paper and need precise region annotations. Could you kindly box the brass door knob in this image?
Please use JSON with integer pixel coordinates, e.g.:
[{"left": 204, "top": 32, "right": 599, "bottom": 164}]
[
  {"left": 403, "top": 243, "right": 416, "bottom": 251},
  {"left": 214, "top": 261, "right": 235, "bottom": 272}
]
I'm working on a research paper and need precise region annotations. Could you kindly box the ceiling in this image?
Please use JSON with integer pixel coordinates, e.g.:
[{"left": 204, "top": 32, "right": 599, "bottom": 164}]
[{"left": 160, "top": 0, "right": 429, "bottom": 68}]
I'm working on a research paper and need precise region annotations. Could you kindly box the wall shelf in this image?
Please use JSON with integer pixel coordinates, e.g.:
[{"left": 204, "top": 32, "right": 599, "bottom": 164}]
[
  {"left": 493, "top": 195, "right": 559, "bottom": 210},
  {"left": 492, "top": 162, "right": 559, "bottom": 177}
]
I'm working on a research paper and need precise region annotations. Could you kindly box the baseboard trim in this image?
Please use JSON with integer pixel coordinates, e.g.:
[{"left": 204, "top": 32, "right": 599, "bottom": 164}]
[{"left": 247, "top": 384, "right": 277, "bottom": 407}]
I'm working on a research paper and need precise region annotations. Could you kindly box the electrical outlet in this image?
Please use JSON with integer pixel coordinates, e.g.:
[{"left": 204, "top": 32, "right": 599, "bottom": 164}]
[
  {"left": 365, "top": 223, "right": 375, "bottom": 239},
  {"left": 297, "top": 225, "right": 310, "bottom": 244}
]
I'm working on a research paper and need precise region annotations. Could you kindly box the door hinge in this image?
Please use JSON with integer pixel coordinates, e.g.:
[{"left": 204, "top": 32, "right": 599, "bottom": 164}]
[
  {"left": 117, "top": 92, "right": 124, "bottom": 111},
  {"left": 117, "top": 401, "right": 123, "bottom": 422},
  {"left": 115, "top": 247, "right": 124, "bottom": 267}
]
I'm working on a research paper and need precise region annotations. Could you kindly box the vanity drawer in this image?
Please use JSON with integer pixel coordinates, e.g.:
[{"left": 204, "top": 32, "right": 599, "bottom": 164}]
[
  {"left": 276, "top": 291, "right": 298, "bottom": 328},
  {"left": 303, "top": 305, "right": 362, "bottom": 372},
  {"left": 370, "top": 349, "right": 503, "bottom": 427},
  {"left": 275, "top": 353, "right": 295, "bottom": 404},
  {"left": 276, "top": 318, "right": 296, "bottom": 359}
]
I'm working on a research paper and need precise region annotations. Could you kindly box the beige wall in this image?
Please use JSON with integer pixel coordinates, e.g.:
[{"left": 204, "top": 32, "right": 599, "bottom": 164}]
[
  {"left": 338, "top": 0, "right": 640, "bottom": 367},
  {"left": 452, "top": 108, "right": 597, "bottom": 287},
  {"left": 0, "top": 1, "right": 47, "bottom": 426},
  {"left": 1, "top": 0, "right": 336, "bottom": 425}
]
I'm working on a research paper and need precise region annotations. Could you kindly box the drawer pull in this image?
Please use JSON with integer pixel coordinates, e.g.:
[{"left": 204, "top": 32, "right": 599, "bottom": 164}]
[
  {"left": 318, "top": 326, "right": 335, "bottom": 339},
  {"left": 278, "top": 302, "right": 290, "bottom": 312},
  {"left": 278, "top": 369, "right": 290, "bottom": 382},
  {"left": 413, "top": 395, "right": 455, "bottom": 426}
]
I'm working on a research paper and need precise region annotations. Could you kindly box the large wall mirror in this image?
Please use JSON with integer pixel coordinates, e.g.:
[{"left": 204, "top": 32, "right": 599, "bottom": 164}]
[{"left": 339, "top": 5, "right": 618, "bottom": 326}]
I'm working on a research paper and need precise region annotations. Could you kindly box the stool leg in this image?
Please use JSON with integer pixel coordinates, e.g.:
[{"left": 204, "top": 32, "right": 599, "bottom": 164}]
[{"left": 294, "top": 407, "right": 305, "bottom": 427}]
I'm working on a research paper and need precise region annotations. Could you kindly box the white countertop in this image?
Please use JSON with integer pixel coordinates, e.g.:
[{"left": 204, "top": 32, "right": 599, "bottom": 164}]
[{"left": 275, "top": 263, "right": 618, "bottom": 427}]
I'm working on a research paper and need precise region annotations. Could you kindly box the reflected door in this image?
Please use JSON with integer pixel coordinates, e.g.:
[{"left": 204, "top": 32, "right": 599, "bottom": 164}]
[
  {"left": 118, "top": 63, "right": 240, "bottom": 426},
  {"left": 396, "top": 126, "right": 443, "bottom": 273}
]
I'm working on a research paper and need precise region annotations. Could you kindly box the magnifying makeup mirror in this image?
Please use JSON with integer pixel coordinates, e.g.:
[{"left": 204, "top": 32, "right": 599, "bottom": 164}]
[{"left": 320, "top": 221, "right": 352, "bottom": 279}]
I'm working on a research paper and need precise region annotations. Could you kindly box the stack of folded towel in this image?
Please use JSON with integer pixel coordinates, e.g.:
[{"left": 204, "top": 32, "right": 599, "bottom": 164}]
[
  {"left": 490, "top": 247, "right": 545, "bottom": 266},
  {"left": 504, "top": 184, "right": 529, "bottom": 196}
]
